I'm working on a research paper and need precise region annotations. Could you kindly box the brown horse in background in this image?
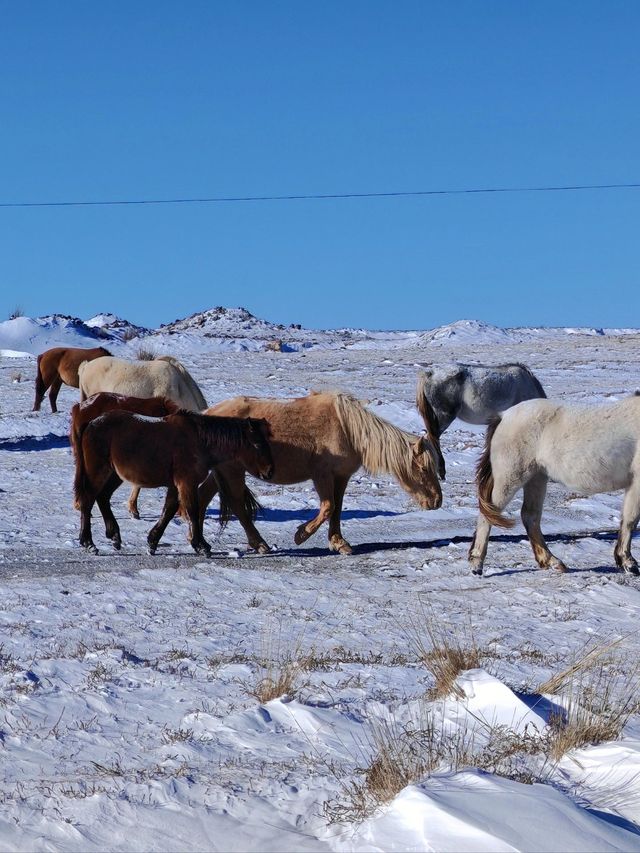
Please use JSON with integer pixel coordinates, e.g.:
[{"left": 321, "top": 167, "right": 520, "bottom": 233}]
[
  {"left": 33, "top": 346, "right": 111, "bottom": 412},
  {"left": 200, "top": 391, "right": 442, "bottom": 555},
  {"left": 70, "top": 392, "right": 182, "bottom": 515},
  {"left": 75, "top": 410, "right": 274, "bottom": 556}
]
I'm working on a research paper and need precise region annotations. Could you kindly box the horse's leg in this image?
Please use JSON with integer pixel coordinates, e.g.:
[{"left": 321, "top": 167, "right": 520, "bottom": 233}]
[
  {"left": 147, "top": 486, "right": 179, "bottom": 555},
  {"left": 468, "top": 477, "right": 520, "bottom": 576},
  {"left": 79, "top": 470, "right": 110, "bottom": 555},
  {"left": 328, "top": 475, "right": 352, "bottom": 555},
  {"left": 614, "top": 478, "right": 640, "bottom": 575},
  {"left": 178, "top": 480, "right": 211, "bottom": 557},
  {"left": 96, "top": 473, "right": 123, "bottom": 550},
  {"left": 214, "top": 472, "right": 271, "bottom": 554},
  {"left": 521, "top": 474, "right": 566, "bottom": 572},
  {"left": 48, "top": 375, "right": 63, "bottom": 414},
  {"left": 127, "top": 485, "right": 142, "bottom": 519},
  {"left": 79, "top": 494, "right": 98, "bottom": 554},
  {"left": 294, "top": 477, "right": 334, "bottom": 546},
  {"left": 197, "top": 471, "right": 218, "bottom": 535}
]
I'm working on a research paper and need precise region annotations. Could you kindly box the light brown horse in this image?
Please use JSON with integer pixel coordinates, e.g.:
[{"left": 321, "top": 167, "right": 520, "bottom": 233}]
[
  {"left": 33, "top": 346, "right": 112, "bottom": 412},
  {"left": 75, "top": 410, "right": 274, "bottom": 556},
  {"left": 70, "top": 393, "right": 182, "bottom": 514},
  {"left": 198, "top": 391, "right": 442, "bottom": 555}
]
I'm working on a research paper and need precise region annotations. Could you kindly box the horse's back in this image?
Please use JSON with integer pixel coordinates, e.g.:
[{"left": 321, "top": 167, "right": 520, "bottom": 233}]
[
  {"left": 207, "top": 393, "right": 351, "bottom": 484},
  {"left": 79, "top": 357, "right": 185, "bottom": 404},
  {"left": 497, "top": 398, "right": 639, "bottom": 493}
]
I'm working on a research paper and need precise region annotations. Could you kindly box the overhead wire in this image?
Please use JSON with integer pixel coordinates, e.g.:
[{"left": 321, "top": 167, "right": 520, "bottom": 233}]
[{"left": 0, "top": 182, "right": 639, "bottom": 209}]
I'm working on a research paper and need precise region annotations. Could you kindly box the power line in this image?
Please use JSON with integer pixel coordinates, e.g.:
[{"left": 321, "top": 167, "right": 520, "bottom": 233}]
[{"left": 0, "top": 182, "right": 639, "bottom": 209}]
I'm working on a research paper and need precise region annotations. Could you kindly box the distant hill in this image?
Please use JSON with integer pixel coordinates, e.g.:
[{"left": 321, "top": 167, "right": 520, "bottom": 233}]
[{"left": 0, "top": 307, "right": 637, "bottom": 357}]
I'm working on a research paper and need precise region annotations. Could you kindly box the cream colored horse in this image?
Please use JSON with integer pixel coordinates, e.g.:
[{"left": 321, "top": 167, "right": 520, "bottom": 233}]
[
  {"left": 78, "top": 355, "right": 207, "bottom": 411},
  {"left": 198, "top": 391, "right": 442, "bottom": 555},
  {"left": 469, "top": 395, "right": 640, "bottom": 576}
]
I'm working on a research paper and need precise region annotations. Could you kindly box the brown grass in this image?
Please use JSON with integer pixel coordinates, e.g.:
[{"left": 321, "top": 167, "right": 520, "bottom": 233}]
[
  {"left": 405, "top": 606, "right": 481, "bottom": 699},
  {"left": 545, "top": 656, "right": 640, "bottom": 760},
  {"left": 135, "top": 346, "right": 157, "bottom": 361}
]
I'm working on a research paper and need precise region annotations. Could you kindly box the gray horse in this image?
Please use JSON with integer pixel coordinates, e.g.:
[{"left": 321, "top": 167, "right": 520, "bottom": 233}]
[{"left": 416, "top": 362, "right": 546, "bottom": 437}]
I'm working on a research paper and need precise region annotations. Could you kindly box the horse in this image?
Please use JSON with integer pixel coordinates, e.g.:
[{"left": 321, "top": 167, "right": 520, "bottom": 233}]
[
  {"left": 468, "top": 396, "right": 640, "bottom": 577},
  {"left": 416, "top": 362, "right": 546, "bottom": 436},
  {"left": 74, "top": 410, "right": 274, "bottom": 556},
  {"left": 78, "top": 355, "right": 208, "bottom": 412},
  {"left": 197, "top": 390, "right": 443, "bottom": 555},
  {"left": 33, "top": 346, "right": 112, "bottom": 412},
  {"left": 70, "top": 393, "right": 182, "bottom": 515}
]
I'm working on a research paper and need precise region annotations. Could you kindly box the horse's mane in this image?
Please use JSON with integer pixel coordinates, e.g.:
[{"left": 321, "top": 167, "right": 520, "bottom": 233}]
[
  {"left": 178, "top": 411, "right": 251, "bottom": 454},
  {"left": 332, "top": 393, "right": 438, "bottom": 487},
  {"left": 156, "top": 356, "right": 208, "bottom": 410}
]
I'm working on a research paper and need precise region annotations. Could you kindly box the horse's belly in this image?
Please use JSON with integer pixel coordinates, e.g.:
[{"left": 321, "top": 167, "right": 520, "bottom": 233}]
[{"left": 546, "top": 452, "right": 633, "bottom": 494}]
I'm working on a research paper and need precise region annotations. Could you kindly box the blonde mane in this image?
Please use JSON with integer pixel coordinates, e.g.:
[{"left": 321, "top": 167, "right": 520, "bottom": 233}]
[{"left": 332, "top": 392, "right": 438, "bottom": 491}]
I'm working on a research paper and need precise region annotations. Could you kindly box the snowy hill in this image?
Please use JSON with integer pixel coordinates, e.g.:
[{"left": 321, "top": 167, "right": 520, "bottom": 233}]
[
  {"left": 1, "top": 308, "right": 638, "bottom": 358},
  {"left": 0, "top": 314, "right": 111, "bottom": 357}
]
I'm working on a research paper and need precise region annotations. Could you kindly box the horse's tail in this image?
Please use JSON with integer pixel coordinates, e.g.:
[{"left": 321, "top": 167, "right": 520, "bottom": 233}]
[
  {"left": 416, "top": 372, "right": 446, "bottom": 479},
  {"left": 73, "top": 418, "right": 93, "bottom": 511},
  {"left": 159, "top": 356, "right": 208, "bottom": 411},
  {"left": 528, "top": 369, "right": 547, "bottom": 399},
  {"left": 33, "top": 353, "right": 46, "bottom": 409},
  {"left": 477, "top": 417, "right": 514, "bottom": 528},
  {"left": 215, "top": 470, "right": 262, "bottom": 528},
  {"left": 69, "top": 402, "right": 83, "bottom": 460}
]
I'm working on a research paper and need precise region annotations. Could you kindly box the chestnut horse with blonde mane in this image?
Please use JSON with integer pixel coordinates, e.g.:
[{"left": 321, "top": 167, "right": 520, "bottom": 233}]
[
  {"left": 197, "top": 391, "right": 442, "bottom": 555},
  {"left": 74, "top": 410, "right": 274, "bottom": 556},
  {"left": 33, "top": 346, "right": 111, "bottom": 413}
]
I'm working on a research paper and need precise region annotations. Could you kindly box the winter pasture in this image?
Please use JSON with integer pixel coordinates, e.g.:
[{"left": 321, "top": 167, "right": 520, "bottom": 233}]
[{"left": 1, "top": 310, "right": 640, "bottom": 851}]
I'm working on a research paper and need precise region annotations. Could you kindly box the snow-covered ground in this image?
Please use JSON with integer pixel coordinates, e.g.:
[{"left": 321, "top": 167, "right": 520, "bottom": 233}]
[{"left": 1, "top": 311, "right": 640, "bottom": 851}]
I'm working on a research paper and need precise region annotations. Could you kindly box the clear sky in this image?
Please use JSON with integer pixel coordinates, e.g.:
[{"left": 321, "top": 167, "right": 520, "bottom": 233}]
[{"left": 1, "top": 1, "right": 638, "bottom": 331}]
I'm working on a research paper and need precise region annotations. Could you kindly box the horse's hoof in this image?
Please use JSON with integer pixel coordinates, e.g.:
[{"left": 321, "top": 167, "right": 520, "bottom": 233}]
[
  {"left": 469, "top": 563, "right": 483, "bottom": 576},
  {"left": 129, "top": 509, "right": 140, "bottom": 520},
  {"left": 329, "top": 538, "right": 353, "bottom": 555},
  {"left": 256, "top": 543, "right": 271, "bottom": 555},
  {"left": 294, "top": 527, "right": 310, "bottom": 545},
  {"left": 147, "top": 544, "right": 157, "bottom": 556},
  {"left": 112, "top": 540, "right": 122, "bottom": 551},
  {"left": 553, "top": 560, "right": 568, "bottom": 573},
  {"left": 82, "top": 543, "right": 98, "bottom": 555},
  {"left": 623, "top": 562, "right": 639, "bottom": 576}
]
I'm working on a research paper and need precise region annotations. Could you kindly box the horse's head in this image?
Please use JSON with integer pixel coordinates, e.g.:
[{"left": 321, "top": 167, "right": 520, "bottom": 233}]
[
  {"left": 409, "top": 435, "right": 443, "bottom": 510},
  {"left": 416, "top": 375, "right": 446, "bottom": 480},
  {"left": 242, "top": 417, "right": 274, "bottom": 481}
]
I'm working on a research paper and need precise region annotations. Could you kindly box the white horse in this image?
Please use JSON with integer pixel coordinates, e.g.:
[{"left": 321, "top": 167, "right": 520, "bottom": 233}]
[
  {"left": 417, "top": 363, "right": 546, "bottom": 435},
  {"left": 468, "top": 395, "right": 640, "bottom": 576},
  {"left": 78, "top": 355, "right": 207, "bottom": 412}
]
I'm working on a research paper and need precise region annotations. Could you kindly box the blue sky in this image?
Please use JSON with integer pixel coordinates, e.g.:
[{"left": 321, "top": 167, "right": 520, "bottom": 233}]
[{"left": 1, "top": 1, "right": 638, "bottom": 330}]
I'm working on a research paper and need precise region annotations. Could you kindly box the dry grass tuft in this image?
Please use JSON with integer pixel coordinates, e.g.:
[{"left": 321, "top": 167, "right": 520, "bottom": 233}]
[
  {"left": 135, "top": 346, "right": 157, "bottom": 361},
  {"left": 405, "top": 606, "right": 481, "bottom": 698},
  {"left": 249, "top": 659, "right": 301, "bottom": 703},
  {"left": 324, "top": 708, "right": 554, "bottom": 824},
  {"left": 545, "top": 656, "right": 640, "bottom": 760},
  {"left": 538, "top": 636, "right": 624, "bottom": 695}
]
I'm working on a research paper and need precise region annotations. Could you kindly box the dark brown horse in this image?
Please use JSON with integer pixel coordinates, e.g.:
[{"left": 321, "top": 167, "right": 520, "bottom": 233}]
[
  {"left": 70, "top": 393, "right": 182, "bottom": 514},
  {"left": 34, "top": 346, "right": 111, "bottom": 413},
  {"left": 74, "top": 410, "right": 274, "bottom": 556}
]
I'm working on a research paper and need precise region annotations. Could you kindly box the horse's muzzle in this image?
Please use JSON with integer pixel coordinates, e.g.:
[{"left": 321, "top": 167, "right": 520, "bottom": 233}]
[{"left": 260, "top": 466, "right": 274, "bottom": 481}]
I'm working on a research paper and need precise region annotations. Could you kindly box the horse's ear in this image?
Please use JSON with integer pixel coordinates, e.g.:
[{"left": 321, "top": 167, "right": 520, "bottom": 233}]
[{"left": 411, "top": 436, "right": 426, "bottom": 457}]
